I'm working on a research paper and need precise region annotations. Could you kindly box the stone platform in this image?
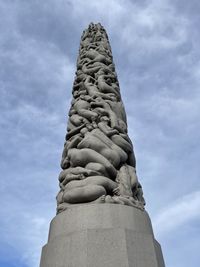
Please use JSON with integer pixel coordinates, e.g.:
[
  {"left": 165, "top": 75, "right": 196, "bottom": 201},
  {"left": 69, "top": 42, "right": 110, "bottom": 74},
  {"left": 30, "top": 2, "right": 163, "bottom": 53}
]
[{"left": 40, "top": 204, "right": 165, "bottom": 267}]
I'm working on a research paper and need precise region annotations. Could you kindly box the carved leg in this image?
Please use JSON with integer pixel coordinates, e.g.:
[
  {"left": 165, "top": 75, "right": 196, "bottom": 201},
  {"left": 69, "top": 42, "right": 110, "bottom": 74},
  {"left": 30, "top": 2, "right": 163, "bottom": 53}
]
[
  {"left": 85, "top": 162, "right": 109, "bottom": 177},
  {"left": 68, "top": 148, "right": 117, "bottom": 179},
  {"left": 111, "top": 134, "right": 132, "bottom": 153},
  {"left": 64, "top": 176, "right": 118, "bottom": 193},
  {"left": 63, "top": 185, "right": 106, "bottom": 203}
]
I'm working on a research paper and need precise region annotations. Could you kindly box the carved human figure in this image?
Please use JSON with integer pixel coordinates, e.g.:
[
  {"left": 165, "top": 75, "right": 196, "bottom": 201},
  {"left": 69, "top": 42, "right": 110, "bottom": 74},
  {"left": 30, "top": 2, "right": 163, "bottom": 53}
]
[
  {"left": 67, "top": 148, "right": 117, "bottom": 179},
  {"left": 84, "top": 75, "right": 117, "bottom": 101},
  {"left": 63, "top": 175, "right": 118, "bottom": 204},
  {"left": 77, "top": 129, "right": 128, "bottom": 168},
  {"left": 56, "top": 23, "right": 145, "bottom": 213}
]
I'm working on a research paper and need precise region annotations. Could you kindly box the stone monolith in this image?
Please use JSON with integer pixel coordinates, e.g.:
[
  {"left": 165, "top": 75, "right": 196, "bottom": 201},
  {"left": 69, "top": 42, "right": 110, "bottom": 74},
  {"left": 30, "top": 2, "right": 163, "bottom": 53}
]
[{"left": 39, "top": 22, "right": 165, "bottom": 267}]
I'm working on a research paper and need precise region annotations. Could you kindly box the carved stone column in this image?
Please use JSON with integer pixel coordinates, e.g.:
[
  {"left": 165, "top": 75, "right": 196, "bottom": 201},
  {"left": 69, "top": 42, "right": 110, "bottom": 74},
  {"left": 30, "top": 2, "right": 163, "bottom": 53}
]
[{"left": 40, "top": 23, "right": 165, "bottom": 267}]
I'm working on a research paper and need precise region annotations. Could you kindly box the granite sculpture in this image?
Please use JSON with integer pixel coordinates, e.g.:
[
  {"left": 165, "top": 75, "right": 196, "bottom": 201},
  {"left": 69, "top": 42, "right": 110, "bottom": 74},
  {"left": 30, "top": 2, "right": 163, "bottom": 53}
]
[
  {"left": 56, "top": 23, "right": 145, "bottom": 213},
  {"left": 40, "top": 23, "right": 166, "bottom": 267}
]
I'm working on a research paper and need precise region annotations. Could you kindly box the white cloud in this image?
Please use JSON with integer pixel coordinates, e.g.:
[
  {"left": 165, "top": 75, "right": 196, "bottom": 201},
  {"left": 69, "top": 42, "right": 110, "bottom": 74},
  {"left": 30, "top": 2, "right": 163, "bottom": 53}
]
[
  {"left": 0, "top": 188, "right": 55, "bottom": 267},
  {"left": 152, "top": 190, "right": 200, "bottom": 237},
  {"left": 0, "top": 1, "right": 200, "bottom": 267},
  {"left": 21, "top": 214, "right": 50, "bottom": 267},
  {"left": 69, "top": 0, "right": 126, "bottom": 26}
]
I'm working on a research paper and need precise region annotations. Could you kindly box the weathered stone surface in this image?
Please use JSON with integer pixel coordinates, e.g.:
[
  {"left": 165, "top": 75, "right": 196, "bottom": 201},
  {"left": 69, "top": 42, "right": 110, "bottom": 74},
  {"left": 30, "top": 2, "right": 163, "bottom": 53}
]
[
  {"left": 39, "top": 23, "right": 165, "bottom": 267},
  {"left": 40, "top": 204, "right": 165, "bottom": 267},
  {"left": 57, "top": 22, "right": 145, "bottom": 213}
]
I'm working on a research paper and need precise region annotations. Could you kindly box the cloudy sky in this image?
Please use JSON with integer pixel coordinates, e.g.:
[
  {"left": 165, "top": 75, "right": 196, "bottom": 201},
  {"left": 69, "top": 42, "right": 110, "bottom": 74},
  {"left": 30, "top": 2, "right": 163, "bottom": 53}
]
[{"left": 0, "top": 0, "right": 200, "bottom": 266}]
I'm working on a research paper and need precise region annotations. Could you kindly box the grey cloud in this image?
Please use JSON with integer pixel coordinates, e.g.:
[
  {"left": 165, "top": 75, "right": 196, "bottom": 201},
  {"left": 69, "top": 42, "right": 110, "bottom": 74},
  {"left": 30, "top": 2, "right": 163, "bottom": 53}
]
[{"left": 0, "top": 0, "right": 199, "bottom": 267}]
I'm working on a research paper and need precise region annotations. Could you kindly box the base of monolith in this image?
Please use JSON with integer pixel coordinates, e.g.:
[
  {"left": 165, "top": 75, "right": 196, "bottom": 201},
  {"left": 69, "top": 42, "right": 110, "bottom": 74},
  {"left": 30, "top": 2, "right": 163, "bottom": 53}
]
[{"left": 40, "top": 204, "right": 165, "bottom": 267}]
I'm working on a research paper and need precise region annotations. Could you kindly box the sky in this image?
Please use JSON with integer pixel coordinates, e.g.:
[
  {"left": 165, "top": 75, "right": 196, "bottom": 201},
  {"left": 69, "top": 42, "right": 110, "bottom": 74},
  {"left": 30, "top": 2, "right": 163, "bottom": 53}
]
[{"left": 0, "top": 0, "right": 200, "bottom": 266}]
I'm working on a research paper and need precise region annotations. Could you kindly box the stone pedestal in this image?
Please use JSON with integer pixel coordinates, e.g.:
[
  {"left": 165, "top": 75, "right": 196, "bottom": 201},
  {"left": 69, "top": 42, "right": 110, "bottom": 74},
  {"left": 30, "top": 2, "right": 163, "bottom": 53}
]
[{"left": 40, "top": 204, "right": 165, "bottom": 267}]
